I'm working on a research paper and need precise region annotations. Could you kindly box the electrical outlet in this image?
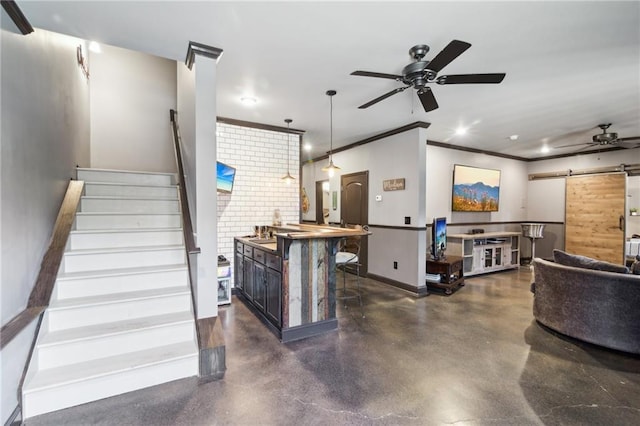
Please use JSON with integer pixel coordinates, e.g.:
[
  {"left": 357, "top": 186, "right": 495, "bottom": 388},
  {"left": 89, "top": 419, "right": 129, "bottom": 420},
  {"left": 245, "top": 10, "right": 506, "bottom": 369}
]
[
  {"left": 393, "top": 261, "right": 398, "bottom": 269},
  {"left": 404, "top": 216, "right": 411, "bottom": 225}
]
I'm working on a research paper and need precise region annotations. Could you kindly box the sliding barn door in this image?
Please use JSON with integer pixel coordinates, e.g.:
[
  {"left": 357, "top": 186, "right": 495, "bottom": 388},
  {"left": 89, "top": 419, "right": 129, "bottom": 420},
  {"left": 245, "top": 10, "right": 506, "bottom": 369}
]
[{"left": 565, "top": 173, "right": 626, "bottom": 264}]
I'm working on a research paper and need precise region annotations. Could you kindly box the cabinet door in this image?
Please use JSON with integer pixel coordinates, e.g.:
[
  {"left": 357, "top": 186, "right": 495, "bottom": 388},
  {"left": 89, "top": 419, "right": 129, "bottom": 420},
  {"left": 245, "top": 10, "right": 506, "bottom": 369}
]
[
  {"left": 243, "top": 257, "right": 254, "bottom": 301},
  {"left": 253, "top": 262, "right": 266, "bottom": 311},
  {"left": 234, "top": 252, "right": 244, "bottom": 291},
  {"left": 265, "top": 268, "right": 282, "bottom": 326},
  {"left": 502, "top": 243, "right": 511, "bottom": 266},
  {"left": 472, "top": 246, "right": 484, "bottom": 272}
]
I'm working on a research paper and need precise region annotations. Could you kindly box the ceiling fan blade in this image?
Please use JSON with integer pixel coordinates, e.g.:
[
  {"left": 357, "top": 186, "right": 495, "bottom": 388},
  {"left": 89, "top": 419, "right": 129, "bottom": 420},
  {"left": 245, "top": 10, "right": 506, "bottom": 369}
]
[
  {"left": 417, "top": 88, "right": 439, "bottom": 112},
  {"left": 618, "top": 137, "right": 640, "bottom": 148},
  {"left": 555, "top": 142, "right": 597, "bottom": 148},
  {"left": 437, "top": 73, "right": 506, "bottom": 85},
  {"left": 351, "top": 70, "right": 403, "bottom": 80},
  {"left": 618, "top": 136, "right": 640, "bottom": 142},
  {"left": 358, "top": 86, "right": 410, "bottom": 109},
  {"left": 426, "top": 40, "right": 471, "bottom": 73}
]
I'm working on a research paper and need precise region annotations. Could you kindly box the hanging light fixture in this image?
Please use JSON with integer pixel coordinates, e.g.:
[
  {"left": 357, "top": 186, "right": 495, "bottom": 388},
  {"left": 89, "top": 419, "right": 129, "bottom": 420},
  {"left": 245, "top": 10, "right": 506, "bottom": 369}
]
[
  {"left": 321, "top": 90, "right": 341, "bottom": 177},
  {"left": 281, "top": 118, "right": 295, "bottom": 184}
]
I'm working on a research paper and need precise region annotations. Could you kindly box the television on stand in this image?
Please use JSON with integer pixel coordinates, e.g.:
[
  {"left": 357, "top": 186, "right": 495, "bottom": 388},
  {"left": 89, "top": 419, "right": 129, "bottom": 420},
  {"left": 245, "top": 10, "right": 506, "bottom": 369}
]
[
  {"left": 431, "top": 217, "right": 447, "bottom": 260},
  {"left": 216, "top": 161, "right": 236, "bottom": 194}
]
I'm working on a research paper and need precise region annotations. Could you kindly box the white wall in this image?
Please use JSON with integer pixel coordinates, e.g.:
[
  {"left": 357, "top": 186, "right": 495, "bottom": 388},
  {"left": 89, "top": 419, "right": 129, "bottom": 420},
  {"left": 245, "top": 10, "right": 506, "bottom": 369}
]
[
  {"left": 426, "top": 145, "right": 529, "bottom": 227},
  {"left": 1, "top": 24, "right": 90, "bottom": 423},
  {"left": 90, "top": 44, "right": 176, "bottom": 173},
  {"left": 302, "top": 128, "right": 427, "bottom": 289},
  {"left": 176, "top": 62, "right": 196, "bottom": 227},
  {"left": 217, "top": 123, "right": 300, "bottom": 271}
]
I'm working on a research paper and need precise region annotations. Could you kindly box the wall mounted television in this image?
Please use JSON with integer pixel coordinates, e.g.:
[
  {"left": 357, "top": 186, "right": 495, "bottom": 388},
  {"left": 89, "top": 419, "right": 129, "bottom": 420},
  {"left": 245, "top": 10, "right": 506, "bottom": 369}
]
[
  {"left": 452, "top": 164, "right": 500, "bottom": 212},
  {"left": 216, "top": 161, "right": 236, "bottom": 194},
  {"left": 432, "top": 217, "right": 447, "bottom": 260}
]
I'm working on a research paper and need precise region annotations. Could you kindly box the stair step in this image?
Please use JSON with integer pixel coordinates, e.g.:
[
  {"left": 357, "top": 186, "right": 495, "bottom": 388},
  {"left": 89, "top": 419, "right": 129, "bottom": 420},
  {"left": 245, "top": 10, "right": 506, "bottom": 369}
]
[
  {"left": 55, "top": 264, "right": 188, "bottom": 300},
  {"left": 37, "top": 311, "right": 195, "bottom": 370},
  {"left": 69, "top": 228, "right": 183, "bottom": 250},
  {"left": 62, "top": 245, "right": 186, "bottom": 273},
  {"left": 47, "top": 286, "right": 191, "bottom": 331},
  {"left": 77, "top": 168, "right": 176, "bottom": 187},
  {"left": 80, "top": 196, "right": 180, "bottom": 214},
  {"left": 74, "top": 212, "right": 182, "bottom": 230},
  {"left": 22, "top": 341, "right": 198, "bottom": 418},
  {"left": 84, "top": 181, "right": 177, "bottom": 198}
]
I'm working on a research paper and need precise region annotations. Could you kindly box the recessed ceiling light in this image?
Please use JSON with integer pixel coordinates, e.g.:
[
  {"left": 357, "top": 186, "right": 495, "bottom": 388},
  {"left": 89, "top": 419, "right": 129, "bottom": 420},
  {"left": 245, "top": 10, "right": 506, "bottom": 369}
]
[
  {"left": 304, "top": 143, "right": 312, "bottom": 152},
  {"left": 509, "top": 134, "right": 519, "bottom": 141},
  {"left": 541, "top": 146, "right": 550, "bottom": 154},
  {"left": 89, "top": 41, "right": 101, "bottom": 53},
  {"left": 455, "top": 127, "right": 467, "bottom": 136},
  {"left": 240, "top": 97, "right": 257, "bottom": 106}
]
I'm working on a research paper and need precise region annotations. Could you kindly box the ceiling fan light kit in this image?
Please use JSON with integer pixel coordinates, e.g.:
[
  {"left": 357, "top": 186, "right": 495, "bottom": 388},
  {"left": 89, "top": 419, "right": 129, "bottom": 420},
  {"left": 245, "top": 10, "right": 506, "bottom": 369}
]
[
  {"left": 351, "top": 39, "right": 506, "bottom": 113},
  {"left": 321, "top": 90, "right": 341, "bottom": 177}
]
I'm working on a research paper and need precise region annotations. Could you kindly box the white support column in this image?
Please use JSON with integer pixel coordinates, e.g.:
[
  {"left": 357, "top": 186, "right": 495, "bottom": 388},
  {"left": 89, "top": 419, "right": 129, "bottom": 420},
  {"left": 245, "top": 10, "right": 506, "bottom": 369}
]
[{"left": 194, "top": 57, "right": 218, "bottom": 319}]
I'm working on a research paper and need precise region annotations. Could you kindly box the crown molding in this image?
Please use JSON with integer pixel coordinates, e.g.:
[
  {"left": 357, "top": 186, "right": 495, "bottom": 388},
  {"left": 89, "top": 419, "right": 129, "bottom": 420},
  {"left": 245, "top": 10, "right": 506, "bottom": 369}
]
[{"left": 185, "top": 41, "right": 223, "bottom": 70}]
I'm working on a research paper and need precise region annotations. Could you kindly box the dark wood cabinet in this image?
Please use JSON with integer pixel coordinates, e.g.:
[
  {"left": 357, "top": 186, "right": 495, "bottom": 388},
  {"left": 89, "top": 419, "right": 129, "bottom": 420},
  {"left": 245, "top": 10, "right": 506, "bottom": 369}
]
[
  {"left": 243, "top": 256, "right": 254, "bottom": 301},
  {"left": 265, "top": 268, "right": 282, "bottom": 325},
  {"left": 234, "top": 251, "right": 244, "bottom": 291},
  {"left": 234, "top": 238, "right": 282, "bottom": 328},
  {"left": 253, "top": 262, "right": 267, "bottom": 311}
]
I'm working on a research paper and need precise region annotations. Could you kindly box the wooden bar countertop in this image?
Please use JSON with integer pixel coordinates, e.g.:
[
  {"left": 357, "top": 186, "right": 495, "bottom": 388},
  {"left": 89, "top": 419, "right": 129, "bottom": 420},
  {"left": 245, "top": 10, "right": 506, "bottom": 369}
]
[{"left": 273, "top": 223, "right": 371, "bottom": 240}]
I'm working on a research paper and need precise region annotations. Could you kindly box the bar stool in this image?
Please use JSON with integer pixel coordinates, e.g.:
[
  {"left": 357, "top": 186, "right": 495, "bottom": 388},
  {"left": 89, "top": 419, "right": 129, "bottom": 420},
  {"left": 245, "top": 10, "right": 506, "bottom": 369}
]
[{"left": 336, "top": 236, "right": 365, "bottom": 318}]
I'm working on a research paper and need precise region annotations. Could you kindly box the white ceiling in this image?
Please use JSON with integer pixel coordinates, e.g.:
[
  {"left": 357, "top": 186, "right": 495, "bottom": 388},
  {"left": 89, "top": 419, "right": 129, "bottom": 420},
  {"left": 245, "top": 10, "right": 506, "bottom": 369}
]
[{"left": 18, "top": 1, "right": 640, "bottom": 161}]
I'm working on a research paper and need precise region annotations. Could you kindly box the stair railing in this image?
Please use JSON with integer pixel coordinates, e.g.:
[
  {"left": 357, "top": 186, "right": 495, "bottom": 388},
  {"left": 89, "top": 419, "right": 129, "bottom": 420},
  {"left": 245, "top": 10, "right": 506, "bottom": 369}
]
[
  {"left": 169, "top": 110, "right": 201, "bottom": 317},
  {"left": 0, "top": 180, "right": 84, "bottom": 350}
]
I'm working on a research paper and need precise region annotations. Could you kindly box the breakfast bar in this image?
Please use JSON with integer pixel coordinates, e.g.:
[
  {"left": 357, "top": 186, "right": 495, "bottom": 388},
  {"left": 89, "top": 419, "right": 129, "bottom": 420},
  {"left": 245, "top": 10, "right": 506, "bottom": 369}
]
[{"left": 234, "top": 224, "right": 369, "bottom": 342}]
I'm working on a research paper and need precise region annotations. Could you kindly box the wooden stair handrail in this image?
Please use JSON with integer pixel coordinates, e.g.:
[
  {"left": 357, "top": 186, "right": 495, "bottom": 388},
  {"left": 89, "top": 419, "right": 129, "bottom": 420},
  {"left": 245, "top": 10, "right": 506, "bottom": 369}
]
[
  {"left": 1, "top": 180, "right": 83, "bottom": 349},
  {"left": 170, "top": 109, "right": 200, "bottom": 255}
]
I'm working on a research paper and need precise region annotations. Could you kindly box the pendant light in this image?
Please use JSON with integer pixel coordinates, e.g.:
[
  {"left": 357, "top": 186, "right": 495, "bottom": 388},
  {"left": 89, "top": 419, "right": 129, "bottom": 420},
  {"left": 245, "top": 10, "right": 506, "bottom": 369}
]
[
  {"left": 281, "top": 118, "right": 295, "bottom": 184},
  {"left": 321, "top": 90, "right": 341, "bottom": 177}
]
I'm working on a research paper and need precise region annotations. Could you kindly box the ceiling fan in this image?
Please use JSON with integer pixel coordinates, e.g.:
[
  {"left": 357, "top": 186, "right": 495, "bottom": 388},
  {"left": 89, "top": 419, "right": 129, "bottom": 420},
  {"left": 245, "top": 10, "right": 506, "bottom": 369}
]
[
  {"left": 350, "top": 40, "right": 506, "bottom": 113},
  {"left": 557, "top": 124, "right": 640, "bottom": 151}
]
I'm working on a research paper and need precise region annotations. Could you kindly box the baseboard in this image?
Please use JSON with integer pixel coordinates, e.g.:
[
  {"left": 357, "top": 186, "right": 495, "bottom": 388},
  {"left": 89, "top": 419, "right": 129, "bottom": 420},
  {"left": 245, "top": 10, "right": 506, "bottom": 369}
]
[{"left": 367, "top": 273, "right": 429, "bottom": 297}]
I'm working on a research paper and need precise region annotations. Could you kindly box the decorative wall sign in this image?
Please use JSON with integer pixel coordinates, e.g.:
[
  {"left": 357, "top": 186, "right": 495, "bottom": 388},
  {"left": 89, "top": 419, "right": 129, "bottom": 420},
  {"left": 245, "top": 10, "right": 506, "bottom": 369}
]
[
  {"left": 383, "top": 178, "right": 405, "bottom": 191},
  {"left": 332, "top": 191, "right": 337, "bottom": 210}
]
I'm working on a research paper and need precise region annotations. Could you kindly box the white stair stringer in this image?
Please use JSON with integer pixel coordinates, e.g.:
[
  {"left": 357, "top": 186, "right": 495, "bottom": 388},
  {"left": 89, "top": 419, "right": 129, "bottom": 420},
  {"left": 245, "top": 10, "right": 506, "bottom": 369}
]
[{"left": 22, "top": 169, "right": 199, "bottom": 419}]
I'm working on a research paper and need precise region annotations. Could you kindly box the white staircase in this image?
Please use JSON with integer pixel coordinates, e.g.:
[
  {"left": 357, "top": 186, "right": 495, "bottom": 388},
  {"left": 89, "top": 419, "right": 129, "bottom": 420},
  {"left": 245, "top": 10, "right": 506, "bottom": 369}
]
[{"left": 22, "top": 168, "right": 199, "bottom": 419}]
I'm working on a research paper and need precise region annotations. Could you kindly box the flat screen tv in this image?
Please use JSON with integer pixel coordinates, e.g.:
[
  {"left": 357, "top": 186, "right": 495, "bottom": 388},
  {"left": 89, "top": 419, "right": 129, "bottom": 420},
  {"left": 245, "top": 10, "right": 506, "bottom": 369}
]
[
  {"left": 452, "top": 164, "right": 500, "bottom": 212},
  {"left": 216, "top": 161, "right": 236, "bottom": 194},
  {"left": 432, "top": 217, "right": 447, "bottom": 260}
]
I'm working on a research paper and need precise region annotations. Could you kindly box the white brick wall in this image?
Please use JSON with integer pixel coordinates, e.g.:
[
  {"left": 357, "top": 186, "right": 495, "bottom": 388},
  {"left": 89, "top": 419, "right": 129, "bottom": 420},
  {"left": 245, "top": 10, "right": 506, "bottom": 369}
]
[{"left": 217, "top": 122, "right": 300, "bottom": 282}]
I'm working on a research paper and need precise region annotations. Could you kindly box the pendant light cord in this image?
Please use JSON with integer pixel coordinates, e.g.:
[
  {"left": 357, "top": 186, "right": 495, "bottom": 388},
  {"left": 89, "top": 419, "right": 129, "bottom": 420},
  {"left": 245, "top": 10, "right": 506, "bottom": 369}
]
[{"left": 329, "top": 95, "right": 333, "bottom": 160}]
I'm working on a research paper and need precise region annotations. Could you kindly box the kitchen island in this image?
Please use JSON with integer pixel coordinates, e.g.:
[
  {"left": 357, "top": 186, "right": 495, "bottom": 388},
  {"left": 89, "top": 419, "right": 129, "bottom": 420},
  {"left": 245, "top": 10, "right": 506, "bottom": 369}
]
[{"left": 234, "top": 224, "right": 369, "bottom": 342}]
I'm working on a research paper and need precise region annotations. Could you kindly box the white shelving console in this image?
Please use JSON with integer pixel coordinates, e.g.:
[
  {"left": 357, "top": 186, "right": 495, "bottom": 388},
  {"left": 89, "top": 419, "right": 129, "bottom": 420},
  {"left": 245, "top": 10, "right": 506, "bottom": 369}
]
[{"left": 447, "top": 232, "right": 520, "bottom": 276}]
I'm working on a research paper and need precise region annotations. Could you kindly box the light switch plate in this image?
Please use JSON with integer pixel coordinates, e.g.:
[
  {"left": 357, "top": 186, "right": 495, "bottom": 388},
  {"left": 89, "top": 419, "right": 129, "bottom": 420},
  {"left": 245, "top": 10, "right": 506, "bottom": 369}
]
[{"left": 375, "top": 195, "right": 382, "bottom": 202}]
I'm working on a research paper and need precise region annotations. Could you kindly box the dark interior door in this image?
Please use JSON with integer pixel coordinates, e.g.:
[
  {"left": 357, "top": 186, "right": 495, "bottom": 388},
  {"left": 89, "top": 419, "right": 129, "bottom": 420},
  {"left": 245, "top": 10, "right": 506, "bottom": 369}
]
[
  {"left": 315, "top": 180, "right": 325, "bottom": 224},
  {"left": 340, "top": 171, "right": 369, "bottom": 275}
]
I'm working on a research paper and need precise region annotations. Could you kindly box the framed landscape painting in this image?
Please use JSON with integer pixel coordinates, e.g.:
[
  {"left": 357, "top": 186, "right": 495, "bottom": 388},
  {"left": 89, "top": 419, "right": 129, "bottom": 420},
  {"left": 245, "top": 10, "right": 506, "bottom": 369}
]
[{"left": 452, "top": 164, "right": 501, "bottom": 212}]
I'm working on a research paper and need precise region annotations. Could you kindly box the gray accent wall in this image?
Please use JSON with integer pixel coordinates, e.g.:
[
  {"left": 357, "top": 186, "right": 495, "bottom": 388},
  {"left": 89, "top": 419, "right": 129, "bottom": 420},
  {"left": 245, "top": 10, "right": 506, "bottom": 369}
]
[
  {"left": 89, "top": 43, "right": 177, "bottom": 173},
  {"left": 1, "top": 23, "right": 90, "bottom": 423}
]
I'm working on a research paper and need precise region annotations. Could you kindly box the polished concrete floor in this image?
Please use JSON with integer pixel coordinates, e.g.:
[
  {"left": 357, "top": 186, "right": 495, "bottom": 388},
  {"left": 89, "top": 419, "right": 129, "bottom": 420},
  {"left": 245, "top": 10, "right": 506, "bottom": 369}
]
[{"left": 25, "top": 267, "right": 640, "bottom": 425}]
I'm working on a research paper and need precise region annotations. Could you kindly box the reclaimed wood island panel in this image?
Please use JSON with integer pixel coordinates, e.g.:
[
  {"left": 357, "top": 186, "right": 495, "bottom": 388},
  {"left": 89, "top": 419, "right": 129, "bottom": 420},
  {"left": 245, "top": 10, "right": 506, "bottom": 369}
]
[{"left": 234, "top": 224, "right": 369, "bottom": 342}]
